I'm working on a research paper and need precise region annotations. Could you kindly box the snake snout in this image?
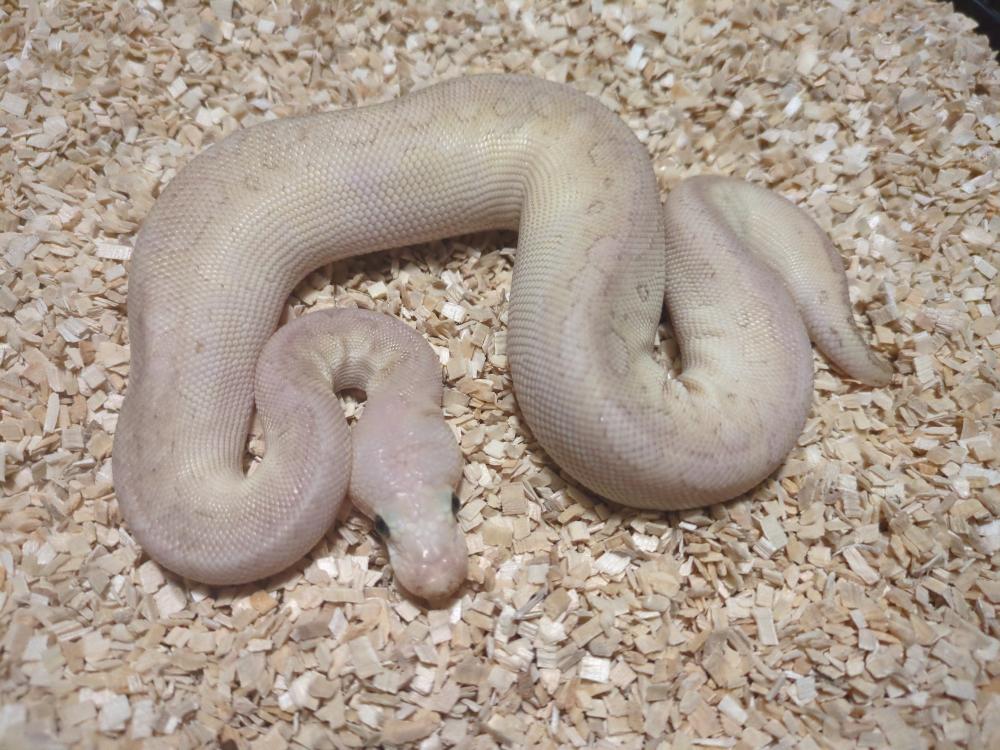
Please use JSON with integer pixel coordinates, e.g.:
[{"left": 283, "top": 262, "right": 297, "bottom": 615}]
[{"left": 393, "top": 529, "right": 469, "bottom": 601}]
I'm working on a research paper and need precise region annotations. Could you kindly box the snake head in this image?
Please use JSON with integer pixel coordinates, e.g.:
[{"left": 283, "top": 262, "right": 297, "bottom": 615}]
[
  {"left": 348, "top": 386, "right": 467, "bottom": 601},
  {"left": 372, "top": 489, "right": 468, "bottom": 601}
]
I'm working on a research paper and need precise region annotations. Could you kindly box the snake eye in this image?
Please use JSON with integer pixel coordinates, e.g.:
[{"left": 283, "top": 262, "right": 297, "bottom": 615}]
[
  {"left": 373, "top": 515, "right": 390, "bottom": 538},
  {"left": 451, "top": 492, "right": 461, "bottom": 517}
]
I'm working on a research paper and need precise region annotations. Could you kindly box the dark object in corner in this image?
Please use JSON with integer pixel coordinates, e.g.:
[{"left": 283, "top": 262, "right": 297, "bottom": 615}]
[{"left": 952, "top": 0, "right": 1000, "bottom": 53}]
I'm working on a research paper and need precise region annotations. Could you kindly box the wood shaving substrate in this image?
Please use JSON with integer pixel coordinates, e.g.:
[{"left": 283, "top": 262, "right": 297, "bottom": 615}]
[{"left": 1, "top": 0, "right": 998, "bottom": 748}]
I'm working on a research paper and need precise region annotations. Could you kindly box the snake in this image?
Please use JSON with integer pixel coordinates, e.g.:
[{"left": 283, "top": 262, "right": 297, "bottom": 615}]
[{"left": 112, "top": 74, "right": 891, "bottom": 599}]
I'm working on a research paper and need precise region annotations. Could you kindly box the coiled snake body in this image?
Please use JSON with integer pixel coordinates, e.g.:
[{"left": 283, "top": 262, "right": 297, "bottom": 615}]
[{"left": 113, "top": 75, "right": 890, "bottom": 597}]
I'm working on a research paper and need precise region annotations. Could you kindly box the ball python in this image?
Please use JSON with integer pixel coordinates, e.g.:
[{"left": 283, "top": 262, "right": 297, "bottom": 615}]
[{"left": 112, "top": 74, "right": 890, "bottom": 598}]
